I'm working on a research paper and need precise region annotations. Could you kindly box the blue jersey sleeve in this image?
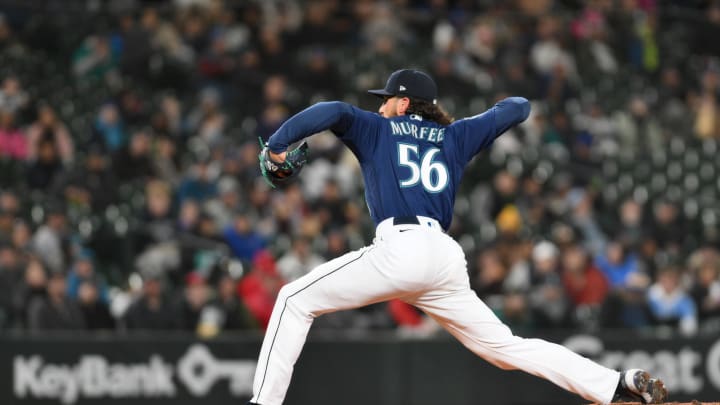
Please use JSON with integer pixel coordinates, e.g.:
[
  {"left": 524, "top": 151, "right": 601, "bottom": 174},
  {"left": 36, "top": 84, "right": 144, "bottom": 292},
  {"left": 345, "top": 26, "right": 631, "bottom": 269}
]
[
  {"left": 267, "top": 101, "right": 357, "bottom": 152},
  {"left": 268, "top": 101, "right": 384, "bottom": 162},
  {"left": 267, "top": 101, "right": 381, "bottom": 163},
  {"left": 450, "top": 97, "right": 530, "bottom": 163}
]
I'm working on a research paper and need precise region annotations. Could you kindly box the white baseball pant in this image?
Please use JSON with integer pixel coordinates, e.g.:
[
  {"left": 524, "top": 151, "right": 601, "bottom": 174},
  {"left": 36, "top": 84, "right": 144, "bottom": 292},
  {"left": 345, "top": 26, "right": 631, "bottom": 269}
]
[{"left": 250, "top": 216, "right": 620, "bottom": 405}]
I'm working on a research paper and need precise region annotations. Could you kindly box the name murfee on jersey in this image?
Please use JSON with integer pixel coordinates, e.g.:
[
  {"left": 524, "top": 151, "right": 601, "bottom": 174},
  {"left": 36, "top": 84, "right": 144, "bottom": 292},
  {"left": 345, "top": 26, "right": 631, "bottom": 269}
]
[{"left": 389, "top": 121, "right": 445, "bottom": 144}]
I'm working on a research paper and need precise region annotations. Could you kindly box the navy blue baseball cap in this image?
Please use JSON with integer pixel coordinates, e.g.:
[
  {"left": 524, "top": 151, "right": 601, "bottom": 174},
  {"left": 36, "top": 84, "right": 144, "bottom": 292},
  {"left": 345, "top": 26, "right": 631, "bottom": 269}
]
[{"left": 368, "top": 69, "right": 438, "bottom": 104}]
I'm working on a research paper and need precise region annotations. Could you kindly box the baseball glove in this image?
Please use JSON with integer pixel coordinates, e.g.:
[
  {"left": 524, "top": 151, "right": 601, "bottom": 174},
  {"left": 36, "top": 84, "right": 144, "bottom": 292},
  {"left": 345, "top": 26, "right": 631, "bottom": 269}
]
[{"left": 258, "top": 140, "right": 309, "bottom": 188}]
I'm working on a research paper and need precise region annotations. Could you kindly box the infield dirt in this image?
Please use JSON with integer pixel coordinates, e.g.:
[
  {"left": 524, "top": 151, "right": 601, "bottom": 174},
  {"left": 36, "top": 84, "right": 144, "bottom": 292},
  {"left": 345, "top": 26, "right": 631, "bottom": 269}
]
[{"left": 599, "top": 402, "right": 720, "bottom": 405}]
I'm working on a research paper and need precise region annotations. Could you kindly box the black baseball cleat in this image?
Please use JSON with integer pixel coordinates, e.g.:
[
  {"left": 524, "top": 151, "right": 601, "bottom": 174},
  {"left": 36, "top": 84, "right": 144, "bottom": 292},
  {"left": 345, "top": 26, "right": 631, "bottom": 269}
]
[{"left": 612, "top": 369, "right": 668, "bottom": 404}]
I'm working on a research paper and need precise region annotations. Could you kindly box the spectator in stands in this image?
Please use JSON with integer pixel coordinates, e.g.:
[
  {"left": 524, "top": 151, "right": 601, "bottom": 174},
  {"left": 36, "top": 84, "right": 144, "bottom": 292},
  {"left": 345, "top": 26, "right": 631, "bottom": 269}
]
[
  {"left": 153, "top": 12, "right": 195, "bottom": 78},
  {"left": 463, "top": 17, "right": 500, "bottom": 74},
  {"left": 255, "top": 73, "right": 298, "bottom": 116},
  {"left": 528, "top": 240, "right": 570, "bottom": 327},
  {"left": 152, "top": 135, "right": 182, "bottom": 186},
  {"left": 0, "top": 207, "right": 13, "bottom": 242},
  {"left": 471, "top": 249, "right": 508, "bottom": 305},
  {"left": 656, "top": 68, "right": 691, "bottom": 135},
  {"left": 690, "top": 257, "right": 720, "bottom": 327},
  {"left": 597, "top": 239, "right": 653, "bottom": 329},
  {"left": 13, "top": 258, "right": 47, "bottom": 328},
  {"left": 51, "top": 144, "right": 117, "bottom": 212},
  {"left": 72, "top": 35, "right": 118, "bottom": 82},
  {"left": 276, "top": 236, "right": 324, "bottom": 282},
  {"left": 176, "top": 198, "right": 200, "bottom": 235},
  {"left": 488, "top": 170, "right": 520, "bottom": 221},
  {"left": 215, "top": 272, "right": 256, "bottom": 331},
  {"left": 692, "top": 1, "right": 720, "bottom": 57},
  {"left": 562, "top": 244, "right": 609, "bottom": 328},
  {"left": 324, "top": 229, "right": 350, "bottom": 259},
  {"left": 387, "top": 299, "right": 439, "bottom": 337},
  {"left": 636, "top": 234, "right": 661, "bottom": 279},
  {"left": 195, "top": 211, "right": 222, "bottom": 243},
  {"left": 178, "top": 7, "right": 209, "bottom": 54},
  {"left": 693, "top": 68, "right": 719, "bottom": 139},
  {"left": 137, "top": 179, "right": 175, "bottom": 250},
  {"left": 270, "top": 183, "right": 307, "bottom": 237},
  {"left": 0, "top": 76, "right": 29, "bottom": 115},
  {"left": 429, "top": 53, "right": 476, "bottom": 102},
  {"left": 616, "top": 95, "right": 663, "bottom": 151},
  {"left": 649, "top": 199, "right": 686, "bottom": 253},
  {"left": 222, "top": 142, "right": 260, "bottom": 191},
  {"left": 232, "top": 48, "right": 265, "bottom": 108},
  {"left": 310, "top": 179, "right": 348, "bottom": 233},
  {"left": 531, "top": 16, "right": 578, "bottom": 84},
  {"left": 600, "top": 280, "right": 653, "bottom": 330},
  {"left": 185, "top": 87, "right": 226, "bottom": 146},
  {"left": 26, "top": 137, "right": 64, "bottom": 190},
  {"left": 572, "top": 4, "right": 618, "bottom": 77},
  {"left": 568, "top": 189, "right": 606, "bottom": 255},
  {"left": 256, "top": 103, "right": 290, "bottom": 142},
  {"left": 0, "top": 244, "right": 22, "bottom": 327},
  {"left": 123, "top": 274, "right": 176, "bottom": 330},
  {"left": 197, "top": 32, "right": 236, "bottom": 82},
  {"left": 117, "top": 88, "right": 149, "bottom": 127},
  {"left": 120, "top": 7, "right": 156, "bottom": 81},
  {"left": 611, "top": 199, "right": 645, "bottom": 251},
  {"left": 237, "top": 250, "right": 285, "bottom": 329},
  {"left": 30, "top": 204, "right": 69, "bottom": 274},
  {"left": 0, "top": 110, "right": 26, "bottom": 160},
  {"left": 0, "top": 189, "right": 20, "bottom": 220},
  {"left": 92, "top": 103, "right": 126, "bottom": 153},
  {"left": 113, "top": 129, "right": 154, "bottom": 183},
  {"left": 77, "top": 281, "right": 115, "bottom": 330},
  {"left": 173, "top": 199, "right": 226, "bottom": 268},
  {"left": 247, "top": 179, "right": 274, "bottom": 228},
  {"left": 149, "top": 95, "right": 182, "bottom": 138},
  {"left": 355, "top": 33, "right": 407, "bottom": 94},
  {"left": 205, "top": 177, "right": 242, "bottom": 229},
  {"left": 223, "top": 212, "right": 266, "bottom": 262},
  {"left": 498, "top": 291, "right": 534, "bottom": 331},
  {"left": 595, "top": 240, "right": 643, "bottom": 289},
  {"left": 257, "top": 26, "right": 288, "bottom": 75},
  {"left": 176, "top": 271, "right": 213, "bottom": 332},
  {"left": 177, "top": 158, "right": 219, "bottom": 204},
  {"left": 0, "top": 110, "right": 26, "bottom": 187},
  {"left": 288, "top": 0, "right": 343, "bottom": 49},
  {"left": 0, "top": 13, "right": 21, "bottom": 54},
  {"left": 10, "top": 219, "right": 31, "bottom": 258},
  {"left": 295, "top": 47, "right": 341, "bottom": 100},
  {"left": 647, "top": 265, "right": 698, "bottom": 336},
  {"left": 26, "top": 105, "right": 74, "bottom": 165},
  {"left": 28, "top": 272, "right": 85, "bottom": 331},
  {"left": 66, "top": 252, "right": 109, "bottom": 304}
]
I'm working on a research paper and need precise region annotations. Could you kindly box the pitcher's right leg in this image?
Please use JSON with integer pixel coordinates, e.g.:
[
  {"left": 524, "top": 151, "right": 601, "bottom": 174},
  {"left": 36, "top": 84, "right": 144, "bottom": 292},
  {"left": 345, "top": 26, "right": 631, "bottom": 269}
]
[
  {"left": 250, "top": 241, "right": 412, "bottom": 405},
  {"left": 250, "top": 247, "right": 376, "bottom": 405}
]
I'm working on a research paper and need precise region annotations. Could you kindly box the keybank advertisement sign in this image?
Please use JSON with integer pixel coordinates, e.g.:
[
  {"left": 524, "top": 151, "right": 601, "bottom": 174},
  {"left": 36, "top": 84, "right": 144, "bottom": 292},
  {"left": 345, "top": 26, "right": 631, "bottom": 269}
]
[
  {"left": 10, "top": 343, "right": 256, "bottom": 404},
  {"left": 3, "top": 334, "right": 720, "bottom": 404},
  {"left": 564, "top": 334, "right": 720, "bottom": 397}
]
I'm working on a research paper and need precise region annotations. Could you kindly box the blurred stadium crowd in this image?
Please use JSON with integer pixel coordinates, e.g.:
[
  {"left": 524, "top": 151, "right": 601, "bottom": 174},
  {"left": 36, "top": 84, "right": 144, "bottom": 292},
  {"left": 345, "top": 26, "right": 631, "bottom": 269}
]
[{"left": 0, "top": 0, "right": 719, "bottom": 338}]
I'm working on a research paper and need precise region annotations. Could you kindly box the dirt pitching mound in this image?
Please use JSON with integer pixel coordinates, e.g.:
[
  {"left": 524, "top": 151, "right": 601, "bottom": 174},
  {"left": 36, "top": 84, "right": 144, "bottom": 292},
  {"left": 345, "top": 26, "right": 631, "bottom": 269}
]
[{"left": 600, "top": 402, "right": 720, "bottom": 405}]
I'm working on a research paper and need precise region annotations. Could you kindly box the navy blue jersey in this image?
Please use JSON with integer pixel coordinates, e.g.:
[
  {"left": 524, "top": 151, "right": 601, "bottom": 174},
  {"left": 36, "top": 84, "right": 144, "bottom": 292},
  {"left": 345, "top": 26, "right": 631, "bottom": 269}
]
[{"left": 268, "top": 97, "right": 530, "bottom": 230}]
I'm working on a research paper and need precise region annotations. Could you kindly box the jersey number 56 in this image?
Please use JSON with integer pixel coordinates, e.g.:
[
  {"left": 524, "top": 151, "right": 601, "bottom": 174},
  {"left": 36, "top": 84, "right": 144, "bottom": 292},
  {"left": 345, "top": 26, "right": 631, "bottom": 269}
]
[{"left": 397, "top": 143, "right": 449, "bottom": 193}]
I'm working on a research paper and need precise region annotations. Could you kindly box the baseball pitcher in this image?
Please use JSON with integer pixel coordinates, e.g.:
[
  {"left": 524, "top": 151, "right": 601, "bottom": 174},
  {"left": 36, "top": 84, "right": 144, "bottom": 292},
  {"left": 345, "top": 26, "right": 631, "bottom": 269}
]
[{"left": 251, "top": 69, "right": 667, "bottom": 405}]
